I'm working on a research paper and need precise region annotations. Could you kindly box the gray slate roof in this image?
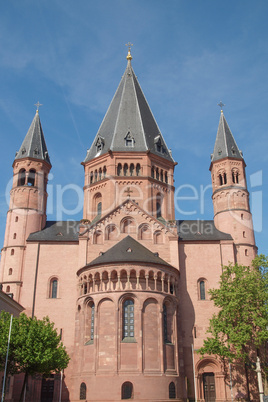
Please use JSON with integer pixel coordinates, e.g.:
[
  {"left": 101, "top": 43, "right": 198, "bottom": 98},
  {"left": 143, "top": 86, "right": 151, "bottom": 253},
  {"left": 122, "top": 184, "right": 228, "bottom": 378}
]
[
  {"left": 84, "top": 59, "right": 174, "bottom": 163},
  {"left": 211, "top": 111, "right": 243, "bottom": 162},
  {"left": 15, "top": 111, "right": 51, "bottom": 165},
  {"left": 86, "top": 235, "right": 172, "bottom": 268},
  {"left": 27, "top": 221, "right": 79, "bottom": 242},
  {"left": 177, "top": 220, "right": 232, "bottom": 241}
]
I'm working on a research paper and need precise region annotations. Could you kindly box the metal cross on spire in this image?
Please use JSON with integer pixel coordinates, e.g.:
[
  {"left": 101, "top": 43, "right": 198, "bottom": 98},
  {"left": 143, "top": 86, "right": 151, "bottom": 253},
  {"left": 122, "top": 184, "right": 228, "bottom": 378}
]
[
  {"left": 34, "top": 101, "right": 43, "bottom": 113},
  {"left": 125, "top": 42, "right": 133, "bottom": 51},
  {"left": 218, "top": 101, "right": 225, "bottom": 112},
  {"left": 126, "top": 42, "right": 133, "bottom": 61}
]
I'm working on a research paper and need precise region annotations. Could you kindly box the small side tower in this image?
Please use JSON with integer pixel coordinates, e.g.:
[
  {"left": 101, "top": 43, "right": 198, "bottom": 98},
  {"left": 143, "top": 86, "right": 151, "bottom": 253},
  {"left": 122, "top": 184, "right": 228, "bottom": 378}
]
[
  {"left": 210, "top": 109, "right": 257, "bottom": 265},
  {"left": 0, "top": 108, "right": 51, "bottom": 301}
]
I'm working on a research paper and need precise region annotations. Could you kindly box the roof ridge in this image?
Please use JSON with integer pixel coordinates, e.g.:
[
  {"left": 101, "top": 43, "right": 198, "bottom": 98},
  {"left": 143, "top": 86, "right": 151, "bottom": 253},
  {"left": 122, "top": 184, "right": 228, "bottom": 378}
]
[
  {"left": 130, "top": 65, "right": 148, "bottom": 150},
  {"left": 111, "top": 67, "right": 128, "bottom": 151}
]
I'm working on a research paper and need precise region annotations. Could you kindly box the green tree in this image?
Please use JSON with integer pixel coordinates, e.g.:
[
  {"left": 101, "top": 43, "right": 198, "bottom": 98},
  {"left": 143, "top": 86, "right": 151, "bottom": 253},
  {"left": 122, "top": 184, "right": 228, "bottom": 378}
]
[
  {"left": 0, "top": 312, "right": 70, "bottom": 401},
  {"left": 198, "top": 255, "right": 268, "bottom": 400}
]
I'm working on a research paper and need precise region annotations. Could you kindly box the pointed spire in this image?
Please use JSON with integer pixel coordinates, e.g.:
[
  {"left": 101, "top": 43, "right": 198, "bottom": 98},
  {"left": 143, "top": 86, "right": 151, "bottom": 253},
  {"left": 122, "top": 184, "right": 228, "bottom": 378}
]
[
  {"left": 211, "top": 110, "right": 243, "bottom": 162},
  {"left": 84, "top": 51, "right": 173, "bottom": 163},
  {"left": 15, "top": 109, "right": 51, "bottom": 165}
]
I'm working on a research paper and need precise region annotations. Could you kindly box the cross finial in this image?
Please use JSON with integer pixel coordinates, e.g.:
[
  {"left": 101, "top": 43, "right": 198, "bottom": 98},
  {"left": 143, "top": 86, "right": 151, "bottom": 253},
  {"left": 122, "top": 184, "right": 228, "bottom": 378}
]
[
  {"left": 124, "top": 187, "right": 133, "bottom": 197},
  {"left": 218, "top": 101, "right": 225, "bottom": 113},
  {"left": 126, "top": 42, "right": 133, "bottom": 61},
  {"left": 34, "top": 101, "right": 43, "bottom": 113}
]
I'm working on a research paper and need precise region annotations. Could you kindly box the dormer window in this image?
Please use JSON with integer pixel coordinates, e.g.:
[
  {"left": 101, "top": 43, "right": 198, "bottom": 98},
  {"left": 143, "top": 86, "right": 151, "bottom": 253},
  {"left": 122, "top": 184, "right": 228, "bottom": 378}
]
[
  {"left": 21, "top": 147, "right": 26, "bottom": 155},
  {"left": 95, "top": 137, "right": 104, "bottom": 154},
  {"left": 124, "top": 131, "right": 135, "bottom": 147},
  {"left": 231, "top": 146, "right": 236, "bottom": 155},
  {"left": 154, "top": 135, "right": 166, "bottom": 154}
]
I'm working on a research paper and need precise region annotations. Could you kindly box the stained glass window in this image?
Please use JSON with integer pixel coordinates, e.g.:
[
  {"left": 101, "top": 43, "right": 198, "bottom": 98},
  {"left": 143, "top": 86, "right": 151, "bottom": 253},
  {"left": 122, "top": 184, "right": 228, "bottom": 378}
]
[{"left": 123, "top": 300, "right": 134, "bottom": 338}]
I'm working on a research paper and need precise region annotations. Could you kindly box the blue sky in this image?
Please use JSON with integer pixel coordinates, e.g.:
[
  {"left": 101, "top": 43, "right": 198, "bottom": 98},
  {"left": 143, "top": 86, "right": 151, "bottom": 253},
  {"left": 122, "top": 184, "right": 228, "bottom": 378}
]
[{"left": 0, "top": 0, "right": 267, "bottom": 255}]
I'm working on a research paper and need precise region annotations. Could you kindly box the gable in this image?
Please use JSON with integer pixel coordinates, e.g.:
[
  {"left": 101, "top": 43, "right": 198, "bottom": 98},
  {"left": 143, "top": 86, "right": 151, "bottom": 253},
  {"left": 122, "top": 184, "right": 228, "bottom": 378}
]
[{"left": 78, "top": 200, "right": 178, "bottom": 268}]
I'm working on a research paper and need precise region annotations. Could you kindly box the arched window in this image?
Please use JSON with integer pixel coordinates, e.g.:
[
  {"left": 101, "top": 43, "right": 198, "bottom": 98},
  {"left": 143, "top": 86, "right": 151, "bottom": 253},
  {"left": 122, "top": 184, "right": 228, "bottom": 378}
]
[
  {"left": 138, "top": 224, "right": 151, "bottom": 240},
  {"left": 80, "top": 382, "right": 87, "bottom": 400},
  {"left": 93, "top": 193, "right": 102, "bottom": 216},
  {"left": 85, "top": 302, "right": 95, "bottom": 343},
  {"left": 123, "top": 163, "right": 128, "bottom": 176},
  {"left": 106, "top": 224, "right": 119, "bottom": 240},
  {"left": 199, "top": 280, "right": 206, "bottom": 300},
  {"left": 129, "top": 163, "right": 134, "bottom": 176},
  {"left": 123, "top": 300, "right": 134, "bottom": 339},
  {"left": 219, "top": 174, "right": 223, "bottom": 186},
  {"left": 11, "top": 249, "right": 14, "bottom": 256},
  {"left": 156, "top": 193, "right": 162, "bottom": 218},
  {"left": 28, "top": 169, "right": 36, "bottom": 186},
  {"left": 163, "top": 303, "right": 168, "bottom": 343},
  {"left": 13, "top": 233, "right": 16, "bottom": 240},
  {"left": 160, "top": 170, "right": 163, "bottom": 182},
  {"left": 99, "top": 168, "right": 102, "bottom": 181},
  {"left": 97, "top": 202, "right": 102, "bottom": 216},
  {"left": 163, "top": 302, "right": 173, "bottom": 343},
  {"left": 223, "top": 172, "right": 227, "bottom": 184},
  {"left": 15, "top": 216, "right": 18, "bottom": 222},
  {"left": 18, "top": 169, "right": 26, "bottom": 186},
  {"left": 154, "top": 230, "right": 163, "bottom": 244},
  {"left": 93, "top": 230, "right": 103, "bottom": 244},
  {"left": 169, "top": 382, "right": 176, "bottom": 399},
  {"left": 121, "top": 218, "right": 135, "bottom": 234},
  {"left": 103, "top": 166, "right": 107, "bottom": 178},
  {"left": 165, "top": 172, "right": 168, "bottom": 184},
  {"left": 121, "top": 382, "right": 133, "bottom": 399},
  {"left": 151, "top": 166, "right": 155, "bottom": 178},
  {"left": 90, "top": 171, "right": 93, "bottom": 184},
  {"left": 156, "top": 202, "right": 161, "bottom": 218},
  {"left": 90, "top": 304, "right": 95, "bottom": 341},
  {"left": 136, "top": 163, "right": 141, "bottom": 176},
  {"left": 156, "top": 168, "right": 159, "bottom": 180},
  {"left": 117, "top": 163, "right": 122, "bottom": 176},
  {"left": 50, "top": 278, "right": 58, "bottom": 299},
  {"left": 6, "top": 286, "right": 10, "bottom": 293},
  {"left": 94, "top": 169, "right": 98, "bottom": 182},
  {"left": 232, "top": 170, "right": 239, "bottom": 184},
  {"left": 8, "top": 268, "right": 13, "bottom": 275}
]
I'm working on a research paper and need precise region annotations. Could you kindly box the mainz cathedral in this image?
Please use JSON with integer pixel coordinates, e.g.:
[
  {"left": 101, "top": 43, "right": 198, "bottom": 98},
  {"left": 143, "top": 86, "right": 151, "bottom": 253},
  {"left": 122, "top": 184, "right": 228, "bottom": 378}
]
[{"left": 0, "top": 48, "right": 257, "bottom": 401}]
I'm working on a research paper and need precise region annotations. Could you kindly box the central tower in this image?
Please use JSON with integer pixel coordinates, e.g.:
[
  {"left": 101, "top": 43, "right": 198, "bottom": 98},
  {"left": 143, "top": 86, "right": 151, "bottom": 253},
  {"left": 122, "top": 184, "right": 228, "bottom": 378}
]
[
  {"left": 82, "top": 48, "right": 176, "bottom": 224},
  {"left": 74, "top": 49, "right": 181, "bottom": 401}
]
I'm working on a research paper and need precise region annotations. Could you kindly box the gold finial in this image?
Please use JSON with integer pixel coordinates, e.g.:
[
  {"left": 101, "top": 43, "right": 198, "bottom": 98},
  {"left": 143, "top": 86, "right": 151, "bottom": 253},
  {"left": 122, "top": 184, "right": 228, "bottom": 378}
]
[
  {"left": 34, "top": 101, "right": 43, "bottom": 113},
  {"left": 126, "top": 42, "right": 133, "bottom": 61},
  {"left": 218, "top": 101, "right": 225, "bottom": 113}
]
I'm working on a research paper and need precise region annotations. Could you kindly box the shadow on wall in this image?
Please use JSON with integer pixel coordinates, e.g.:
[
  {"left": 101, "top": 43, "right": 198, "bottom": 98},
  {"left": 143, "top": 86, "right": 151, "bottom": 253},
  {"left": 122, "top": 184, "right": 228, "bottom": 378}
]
[
  {"left": 178, "top": 243, "right": 195, "bottom": 401},
  {"left": 11, "top": 372, "right": 70, "bottom": 402}
]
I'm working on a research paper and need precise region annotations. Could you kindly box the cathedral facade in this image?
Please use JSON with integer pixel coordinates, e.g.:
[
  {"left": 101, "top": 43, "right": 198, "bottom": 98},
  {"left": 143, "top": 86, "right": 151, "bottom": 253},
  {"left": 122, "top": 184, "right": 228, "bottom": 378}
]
[{"left": 0, "top": 49, "right": 257, "bottom": 401}]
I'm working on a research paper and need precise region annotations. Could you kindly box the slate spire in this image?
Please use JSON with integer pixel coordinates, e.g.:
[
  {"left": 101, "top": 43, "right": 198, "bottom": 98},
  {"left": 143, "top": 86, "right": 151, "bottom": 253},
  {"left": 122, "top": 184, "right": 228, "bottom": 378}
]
[
  {"left": 211, "top": 110, "right": 243, "bottom": 162},
  {"left": 15, "top": 110, "right": 51, "bottom": 165},
  {"left": 84, "top": 50, "right": 174, "bottom": 163}
]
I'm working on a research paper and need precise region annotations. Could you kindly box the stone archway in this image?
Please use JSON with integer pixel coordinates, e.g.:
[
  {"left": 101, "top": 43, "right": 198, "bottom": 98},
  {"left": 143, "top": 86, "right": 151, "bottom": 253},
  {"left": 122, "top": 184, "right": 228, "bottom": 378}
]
[{"left": 196, "top": 357, "right": 225, "bottom": 402}]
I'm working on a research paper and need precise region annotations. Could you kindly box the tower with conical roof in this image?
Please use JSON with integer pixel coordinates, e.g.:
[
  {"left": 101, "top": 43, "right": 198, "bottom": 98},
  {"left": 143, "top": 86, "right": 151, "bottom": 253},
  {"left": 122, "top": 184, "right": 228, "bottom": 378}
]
[
  {"left": 210, "top": 109, "right": 257, "bottom": 264},
  {"left": 73, "top": 48, "right": 181, "bottom": 402},
  {"left": 0, "top": 108, "right": 51, "bottom": 302},
  {"left": 82, "top": 48, "right": 176, "bottom": 224}
]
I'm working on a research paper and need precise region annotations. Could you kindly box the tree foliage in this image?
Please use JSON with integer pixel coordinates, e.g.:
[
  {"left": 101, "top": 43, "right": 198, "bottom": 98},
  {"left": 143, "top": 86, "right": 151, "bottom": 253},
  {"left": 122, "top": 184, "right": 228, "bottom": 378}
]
[
  {"left": 0, "top": 311, "right": 70, "bottom": 380},
  {"left": 198, "top": 255, "right": 268, "bottom": 362}
]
